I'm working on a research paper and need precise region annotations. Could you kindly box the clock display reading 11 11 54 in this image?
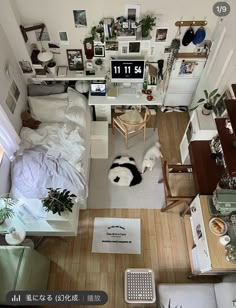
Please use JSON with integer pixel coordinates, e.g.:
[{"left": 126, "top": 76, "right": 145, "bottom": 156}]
[{"left": 111, "top": 60, "right": 145, "bottom": 80}]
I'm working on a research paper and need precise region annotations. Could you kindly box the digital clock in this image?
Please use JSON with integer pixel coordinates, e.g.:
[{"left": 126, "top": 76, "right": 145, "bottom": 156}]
[{"left": 110, "top": 59, "right": 145, "bottom": 83}]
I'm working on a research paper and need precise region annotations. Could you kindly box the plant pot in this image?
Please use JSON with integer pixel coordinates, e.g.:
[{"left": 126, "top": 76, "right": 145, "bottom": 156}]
[
  {"left": 202, "top": 104, "right": 212, "bottom": 116},
  {"left": 142, "top": 29, "right": 149, "bottom": 38},
  {"left": 47, "top": 62, "right": 57, "bottom": 75}
]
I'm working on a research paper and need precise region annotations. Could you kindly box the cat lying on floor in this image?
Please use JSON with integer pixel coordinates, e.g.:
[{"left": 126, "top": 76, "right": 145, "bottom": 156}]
[{"left": 142, "top": 142, "right": 163, "bottom": 173}]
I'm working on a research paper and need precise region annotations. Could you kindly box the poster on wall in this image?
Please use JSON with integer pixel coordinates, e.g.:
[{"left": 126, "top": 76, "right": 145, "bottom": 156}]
[
  {"left": 73, "top": 10, "right": 87, "bottom": 27},
  {"left": 155, "top": 28, "right": 168, "bottom": 42},
  {"left": 125, "top": 4, "right": 141, "bottom": 22},
  {"left": 59, "top": 31, "right": 69, "bottom": 45},
  {"left": 48, "top": 43, "right": 61, "bottom": 54},
  {"left": 179, "top": 60, "right": 198, "bottom": 75},
  {"left": 6, "top": 92, "right": 16, "bottom": 114}
]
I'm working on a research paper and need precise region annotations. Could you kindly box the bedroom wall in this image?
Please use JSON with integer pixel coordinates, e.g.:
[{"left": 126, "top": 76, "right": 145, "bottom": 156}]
[
  {"left": 0, "top": 24, "right": 28, "bottom": 194},
  {"left": 14, "top": 0, "right": 218, "bottom": 65}
]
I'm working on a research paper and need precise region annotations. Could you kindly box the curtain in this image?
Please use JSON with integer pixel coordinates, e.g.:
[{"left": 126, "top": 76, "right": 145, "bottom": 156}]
[{"left": 0, "top": 105, "right": 20, "bottom": 160}]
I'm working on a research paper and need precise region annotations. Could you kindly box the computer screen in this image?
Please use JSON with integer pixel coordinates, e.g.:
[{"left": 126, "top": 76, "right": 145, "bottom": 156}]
[
  {"left": 90, "top": 81, "right": 106, "bottom": 96},
  {"left": 110, "top": 59, "right": 145, "bottom": 83}
]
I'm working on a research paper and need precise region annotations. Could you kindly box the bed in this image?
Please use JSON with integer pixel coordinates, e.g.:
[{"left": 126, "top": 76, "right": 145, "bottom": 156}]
[{"left": 11, "top": 87, "right": 91, "bottom": 210}]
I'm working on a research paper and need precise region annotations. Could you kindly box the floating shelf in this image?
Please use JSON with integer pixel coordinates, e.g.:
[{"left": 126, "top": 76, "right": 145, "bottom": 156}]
[
  {"left": 175, "top": 20, "right": 207, "bottom": 27},
  {"left": 215, "top": 118, "right": 236, "bottom": 176},
  {"left": 176, "top": 53, "right": 208, "bottom": 59}
]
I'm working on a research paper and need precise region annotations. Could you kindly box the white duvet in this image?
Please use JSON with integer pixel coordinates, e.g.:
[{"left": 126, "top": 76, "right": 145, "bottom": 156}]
[{"left": 11, "top": 88, "right": 91, "bottom": 201}]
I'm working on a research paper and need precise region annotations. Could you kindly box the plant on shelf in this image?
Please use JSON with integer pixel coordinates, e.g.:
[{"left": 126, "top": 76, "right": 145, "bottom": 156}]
[
  {"left": 0, "top": 194, "right": 17, "bottom": 224},
  {"left": 139, "top": 14, "right": 156, "bottom": 38},
  {"left": 42, "top": 188, "right": 76, "bottom": 216},
  {"left": 190, "top": 89, "right": 221, "bottom": 115}
]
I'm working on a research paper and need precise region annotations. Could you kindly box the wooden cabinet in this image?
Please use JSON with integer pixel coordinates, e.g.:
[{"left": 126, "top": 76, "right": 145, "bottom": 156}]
[
  {"left": 180, "top": 109, "right": 217, "bottom": 163},
  {"left": 184, "top": 195, "right": 236, "bottom": 275}
]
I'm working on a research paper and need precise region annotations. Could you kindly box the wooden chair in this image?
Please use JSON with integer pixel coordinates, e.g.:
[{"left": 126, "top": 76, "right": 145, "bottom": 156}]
[
  {"left": 160, "top": 160, "right": 196, "bottom": 215},
  {"left": 112, "top": 106, "right": 151, "bottom": 148}
]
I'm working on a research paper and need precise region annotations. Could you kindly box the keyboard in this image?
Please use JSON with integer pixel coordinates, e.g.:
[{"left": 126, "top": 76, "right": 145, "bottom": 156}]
[
  {"left": 118, "top": 87, "right": 137, "bottom": 95},
  {"left": 124, "top": 268, "right": 156, "bottom": 304}
]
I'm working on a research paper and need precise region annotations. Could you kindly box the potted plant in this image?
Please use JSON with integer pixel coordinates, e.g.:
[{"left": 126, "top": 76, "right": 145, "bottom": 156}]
[
  {"left": 190, "top": 89, "right": 221, "bottom": 115},
  {"left": 139, "top": 15, "right": 156, "bottom": 38},
  {"left": 42, "top": 188, "right": 76, "bottom": 216},
  {"left": 0, "top": 195, "right": 16, "bottom": 224}
]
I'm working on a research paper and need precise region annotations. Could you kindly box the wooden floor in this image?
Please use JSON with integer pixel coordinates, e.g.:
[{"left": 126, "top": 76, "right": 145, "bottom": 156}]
[{"left": 38, "top": 112, "right": 192, "bottom": 308}]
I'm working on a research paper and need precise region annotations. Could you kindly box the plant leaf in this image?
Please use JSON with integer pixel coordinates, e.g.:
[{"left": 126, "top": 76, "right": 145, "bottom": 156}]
[
  {"left": 209, "top": 89, "right": 218, "bottom": 98},
  {"left": 204, "top": 90, "right": 208, "bottom": 99},
  {"left": 197, "top": 98, "right": 205, "bottom": 104}
]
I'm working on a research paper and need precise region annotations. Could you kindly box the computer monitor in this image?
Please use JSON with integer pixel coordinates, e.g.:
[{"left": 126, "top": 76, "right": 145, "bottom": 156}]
[{"left": 110, "top": 59, "right": 145, "bottom": 83}]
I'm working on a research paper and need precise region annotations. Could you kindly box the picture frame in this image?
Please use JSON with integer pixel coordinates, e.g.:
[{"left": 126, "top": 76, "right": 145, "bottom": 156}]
[
  {"left": 105, "top": 41, "right": 118, "bottom": 51},
  {"left": 19, "top": 61, "right": 33, "bottom": 74},
  {"left": 73, "top": 10, "right": 87, "bottom": 28},
  {"left": 155, "top": 28, "right": 168, "bottom": 43},
  {"left": 59, "top": 31, "right": 69, "bottom": 45},
  {"left": 66, "top": 49, "right": 84, "bottom": 71},
  {"left": 213, "top": 88, "right": 232, "bottom": 118},
  {"left": 125, "top": 4, "right": 141, "bottom": 22},
  {"left": 94, "top": 44, "right": 105, "bottom": 57},
  {"left": 129, "top": 41, "right": 140, "bottom": 53}
]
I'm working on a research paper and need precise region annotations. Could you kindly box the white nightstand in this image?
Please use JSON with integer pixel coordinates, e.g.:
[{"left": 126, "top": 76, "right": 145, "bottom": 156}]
[{"left": 91, "top": 121, "right": 108, "bottom": 159}]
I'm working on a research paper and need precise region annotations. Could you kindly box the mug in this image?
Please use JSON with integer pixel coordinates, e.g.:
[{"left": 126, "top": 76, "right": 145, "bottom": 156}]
[{"left": 219, "top": 235, "right": 230, "bottom": 246}]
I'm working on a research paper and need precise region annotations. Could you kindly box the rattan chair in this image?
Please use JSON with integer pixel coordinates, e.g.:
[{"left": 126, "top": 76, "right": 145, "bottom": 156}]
[
  {"left": 160, "top": 160, "right": 196, "bottom": 215},
  {"left": 112, "top": 106, "right": 151, "bottom": 148}
]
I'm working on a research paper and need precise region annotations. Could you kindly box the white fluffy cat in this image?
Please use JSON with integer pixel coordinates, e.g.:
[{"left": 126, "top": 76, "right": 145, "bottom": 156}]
[{"left": 141, "top": 142, "right": 163, "bottom": 173}]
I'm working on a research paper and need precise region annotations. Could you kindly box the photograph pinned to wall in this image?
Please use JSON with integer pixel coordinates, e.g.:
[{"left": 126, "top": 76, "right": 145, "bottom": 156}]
[
  {"left": 119, "top": 41, "right": 129, "bottom": 54},
  {"left": 94, "top": 44, "right": 105, "bottom": 57},
  {"left": 19, "top": 61, "right": 33, "bottom": 74},
  {"left": 73, "top": 10, "right": 87, "bottom": 27},
  {"left": 66, "top": 49, "right": 84, "bottom": 71},
  {"left": 129, "top": 41, "right": 140, "bottom": 53},
  {"left": 48, "top": 43, "right": 61, "bottom": 54},
  {"left": 105, "top": 41, "right": 118, "bottom": 51},
  {"left": 5, "top": 92, "right": 16, "bottom": 114},
  {"left": 35, "top": 26, "right": 50, "bottom": 41},
  {"left": 10, "top": 81, "right": 20, "bottom": 101},
  {"left": 155, "top": 28, "right": 168, "bottom": 42},
  {"left": 125, "top": 4, "right": 141, "bottom": 22},
  {"left": 59, "top": 31, "right": 69, "bottom": 45},
  {"left": 179, "top": 60, "right": 198, "bottom": 75}
]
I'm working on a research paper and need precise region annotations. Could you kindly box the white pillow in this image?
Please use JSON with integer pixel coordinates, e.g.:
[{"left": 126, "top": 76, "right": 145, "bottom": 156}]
[
  {"left": 28, "top": 95, "right": 68, "bottom": 123},
  {"left": 67, "top": 87, "right": 88, "bottom": 111}
]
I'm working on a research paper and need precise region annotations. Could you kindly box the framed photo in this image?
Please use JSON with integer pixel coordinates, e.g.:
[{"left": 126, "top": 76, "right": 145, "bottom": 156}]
[
  {"left": 19, "top": 61, "right": 33, "bottom": 74},
  {"left": 129, "top": 42, "right": 140, "bottom": 53},
  {"left": 105, "top": 41, "right": 118, "bottom": 51},
  {"left": 66, "top": 49, "right": 84, "bottom": 71},
  {"left": 94, "top": 44, "right": 105, "bottom": 57},
  {"left": 155, "top": 28, "right": 168, "bottom": 42},
  {"left": 59, "top": 31, "right": 69, "bottom": 45},
  {"left": 125, "top": 4, "right": 141, "bottom": 22},
  {"left": 73, "top": 10, "right": 87, "bottom": 27},
  {"left": 214, "top": 88, "right": 232, "bottom": 117}
]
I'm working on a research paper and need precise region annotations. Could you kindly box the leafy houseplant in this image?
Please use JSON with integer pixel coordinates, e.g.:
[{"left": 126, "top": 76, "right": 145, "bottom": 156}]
[
  {"left": 0, "top": 195, "right": 16, "bottom": 224},
  {"left": 190, "top": 89, "right": 221, "bottom": 115},
  {"left": 139, "top": 15, "right": 156, "bottom": 38},
  {"left": 42, "top": 188, "right": 76, "bottom": 216}
]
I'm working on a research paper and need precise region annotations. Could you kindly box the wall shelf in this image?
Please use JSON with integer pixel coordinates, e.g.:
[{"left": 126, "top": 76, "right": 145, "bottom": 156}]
[
  {"left": 176, "top": 53, "right": 207, "bottom": 59},
  {"left": 175, "top": 20, "right": 207, "bottom": 27}
]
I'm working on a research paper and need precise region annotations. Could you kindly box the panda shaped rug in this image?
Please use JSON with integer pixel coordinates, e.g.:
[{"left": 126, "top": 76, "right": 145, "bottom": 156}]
[{"left": 108, "top": 156, "right": 142, "bottom": 187}]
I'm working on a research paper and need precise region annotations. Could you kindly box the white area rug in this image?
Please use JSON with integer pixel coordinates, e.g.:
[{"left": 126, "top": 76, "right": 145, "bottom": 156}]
[
  {"left": 88, "top": 128, "right": 165, "bottom": 209},
  {"left": 92, "top": 217, "right": 141, "bottom": 254}
]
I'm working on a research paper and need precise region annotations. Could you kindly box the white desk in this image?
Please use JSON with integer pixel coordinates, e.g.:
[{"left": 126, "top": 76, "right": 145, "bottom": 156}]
[{"left": 89, "top": 90, "right": 164, "bottom": 123}]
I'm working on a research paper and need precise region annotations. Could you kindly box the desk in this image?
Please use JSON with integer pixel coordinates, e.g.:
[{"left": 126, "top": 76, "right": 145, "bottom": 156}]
[
  {"left": 189, "top": 141, "right": 225, "bottom": 195},
  {"left": 89, "top": 90, "right": 164, "bottom": 123},
  {"left": 184, "top": 195, "right": 236, "bottom": 275}
]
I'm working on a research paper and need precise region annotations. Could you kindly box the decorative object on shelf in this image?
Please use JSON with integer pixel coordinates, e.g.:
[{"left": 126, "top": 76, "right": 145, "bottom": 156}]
[
  {"left": 66, "top": 49, "right": 84, "bottom": 71},
  {"left": 18, "top": 60, "right": 33, "bottom": 74},
  {"left": 115, "top": 16, "right": 137, "bottom": 39},
  {"left": 83, "top": 37, "right": 94, "bottom": 59},
  {"left": 225, "top": 119, "right": 233, "bottom": 134},
  {"left": 0, "top": 194, "right": 17, "bottom": 224},
  {"left": 190, "top": 89, "right": 221, "bottom": 115},
  {"left": 94, "top": 58, "right": 103, "bottom": 71},
  {"left": 225, "top": 244, "right": 236, "bottom": 263},
  {"left": 155, "top": 28, "right": 168, "bottom": 42},
  {"left": 42, "top": 188, "right": 76, "bottom": 216},
  {"left": 5, "top": 226, "right": 26, "bottom": 245},
  {"left": 94, "top": 43, "right": 105, "bottom": 57},
  {"left": 73, "top": 10, "right": 87, "bottom": 27},
  {"left": 138, "top": 14, "right": 156, "bottom": 38}
]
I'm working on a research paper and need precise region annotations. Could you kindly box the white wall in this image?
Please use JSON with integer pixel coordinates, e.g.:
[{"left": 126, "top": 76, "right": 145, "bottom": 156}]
[
  {"left": 0, "top": 24, "right": 28, "bottom": 193},
  {"left": 14, "top": 0, "right": 218, "bottom": 65},
  {"left": 191, "top": 0, "right": 236, "bottom": 107}
]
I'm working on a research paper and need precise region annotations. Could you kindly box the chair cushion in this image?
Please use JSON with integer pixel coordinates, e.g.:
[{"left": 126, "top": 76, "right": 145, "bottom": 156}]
[
  {"left": 169, "top": 172, "right": 196, "bottom": 196},
  {"left": 157, "top": 283, "right": 217, "bottom": 308}
]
